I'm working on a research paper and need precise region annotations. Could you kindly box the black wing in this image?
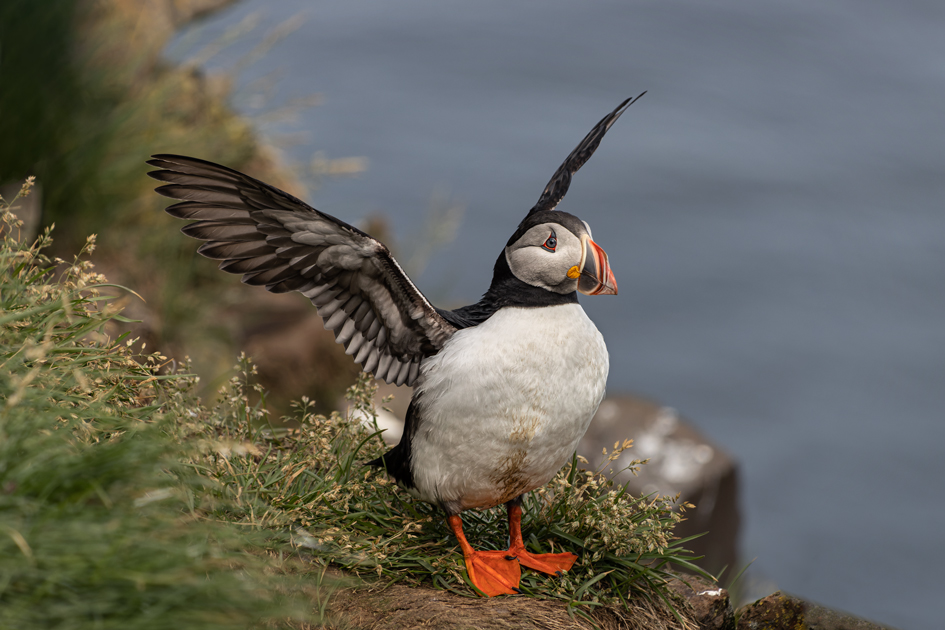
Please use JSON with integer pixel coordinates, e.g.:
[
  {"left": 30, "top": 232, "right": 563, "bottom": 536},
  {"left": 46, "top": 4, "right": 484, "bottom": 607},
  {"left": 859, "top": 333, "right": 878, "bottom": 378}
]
[
  {"left": 147, "top": 154, "right": 456, "bottom": 387},
  {"left": 528, "top": 92, "right": 645, "bottom": 216}
]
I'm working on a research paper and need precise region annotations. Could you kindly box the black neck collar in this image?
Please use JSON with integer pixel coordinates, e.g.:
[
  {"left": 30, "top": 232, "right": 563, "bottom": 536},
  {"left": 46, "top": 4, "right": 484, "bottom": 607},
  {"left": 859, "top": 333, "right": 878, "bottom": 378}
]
[{"left": 437, "top": 251, "right": 578, "bottom": 329}]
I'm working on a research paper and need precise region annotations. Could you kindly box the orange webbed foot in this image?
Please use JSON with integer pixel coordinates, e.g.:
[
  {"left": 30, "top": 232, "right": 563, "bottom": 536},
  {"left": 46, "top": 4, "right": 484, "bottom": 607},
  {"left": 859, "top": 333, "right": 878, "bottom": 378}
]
[
  {"left": 509, "top": 548, "right": 578, "bottom": 575},
  {"left": 447, "top": 502, "right": 580, "bottom": 596},
  {"left": 462, "top": 549, "right": 522, "bottom": 596},
  {"left": 504, "top": 502, "right": 578, "bottom": 576},
  {"left": 449, "top": 514, "right": 522, "bottom": 597}
]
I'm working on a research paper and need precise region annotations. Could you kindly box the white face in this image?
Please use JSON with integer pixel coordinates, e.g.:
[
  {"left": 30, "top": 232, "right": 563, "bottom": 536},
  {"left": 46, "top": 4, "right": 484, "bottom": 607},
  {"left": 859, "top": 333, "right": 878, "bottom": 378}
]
[{"left": 505, "top": 222, "right": 585, "bottom": 294}]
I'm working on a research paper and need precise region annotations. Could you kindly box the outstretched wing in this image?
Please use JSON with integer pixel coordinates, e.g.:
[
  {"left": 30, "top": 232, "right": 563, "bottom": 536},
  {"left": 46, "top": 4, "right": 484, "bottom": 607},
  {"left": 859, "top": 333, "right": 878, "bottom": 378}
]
[
  {"left": 528, "top": 92, "right": 645, "bottom": 216},
  {"left": 147, "top": 154, "right": 456, "bottom": 387}
]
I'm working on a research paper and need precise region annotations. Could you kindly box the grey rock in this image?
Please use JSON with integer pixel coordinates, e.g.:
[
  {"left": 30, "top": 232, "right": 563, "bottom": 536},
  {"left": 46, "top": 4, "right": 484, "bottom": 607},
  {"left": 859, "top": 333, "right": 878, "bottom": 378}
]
[{"left": 737, "top": 592, "right": 899, "bottom": 630}]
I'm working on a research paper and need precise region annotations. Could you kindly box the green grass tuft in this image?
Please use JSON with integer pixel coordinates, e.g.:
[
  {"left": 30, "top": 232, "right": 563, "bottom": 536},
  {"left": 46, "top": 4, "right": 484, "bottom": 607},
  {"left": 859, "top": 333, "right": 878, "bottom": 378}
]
[{"left": 0, "top": 183, "right": 325, "bottom": 629}]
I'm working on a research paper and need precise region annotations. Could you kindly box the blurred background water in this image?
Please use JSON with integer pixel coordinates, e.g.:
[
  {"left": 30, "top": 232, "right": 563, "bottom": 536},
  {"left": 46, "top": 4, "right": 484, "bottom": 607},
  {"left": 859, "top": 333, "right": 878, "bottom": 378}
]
[{"left": 168, "top": 2, "right": 945, "bottom": 627}]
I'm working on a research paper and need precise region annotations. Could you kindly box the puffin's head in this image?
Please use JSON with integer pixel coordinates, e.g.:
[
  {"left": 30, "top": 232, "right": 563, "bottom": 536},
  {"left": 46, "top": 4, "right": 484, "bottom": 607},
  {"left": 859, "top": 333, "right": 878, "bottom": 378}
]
[{"left": 504, "top": 210, "right": 617, "bottom": 296}]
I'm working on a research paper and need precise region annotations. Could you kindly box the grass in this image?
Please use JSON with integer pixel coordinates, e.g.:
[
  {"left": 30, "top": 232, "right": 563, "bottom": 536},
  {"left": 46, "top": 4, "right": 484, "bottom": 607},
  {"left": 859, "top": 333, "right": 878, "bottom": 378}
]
[{"left": 0, "top": 182, "right": 328, "bottom": 629}]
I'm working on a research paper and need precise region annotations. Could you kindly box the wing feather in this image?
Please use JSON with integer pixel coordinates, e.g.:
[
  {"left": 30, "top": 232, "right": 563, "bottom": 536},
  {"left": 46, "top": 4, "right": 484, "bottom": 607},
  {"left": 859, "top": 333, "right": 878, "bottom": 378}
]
[
  {"left": 346, "top": 329, "right": 367, "bottom": 356},
  {"left": 198, "top": 241, "right": 272, "bottom": 260},
  {"left": 181, "top": 221, "right": 262, "bottom": 239},
  {"left": 165, "top": 202, "right": 254, "bottom": 222},
  {"left": 148, "top": 154, "right": 456, "bottom": 386},
  {"left": 529, "top": 92, "right": 645, "bottom": 216},
  {"left": 362, "top": 348, "right": 380, "bottom": 374}
]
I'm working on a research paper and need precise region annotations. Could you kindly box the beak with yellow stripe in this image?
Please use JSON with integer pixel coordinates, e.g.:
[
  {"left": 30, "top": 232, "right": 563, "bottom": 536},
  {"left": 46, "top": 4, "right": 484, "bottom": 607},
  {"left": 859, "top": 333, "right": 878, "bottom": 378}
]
[{"left": 575, "top": 234, "right": 617, "bottom": 296}]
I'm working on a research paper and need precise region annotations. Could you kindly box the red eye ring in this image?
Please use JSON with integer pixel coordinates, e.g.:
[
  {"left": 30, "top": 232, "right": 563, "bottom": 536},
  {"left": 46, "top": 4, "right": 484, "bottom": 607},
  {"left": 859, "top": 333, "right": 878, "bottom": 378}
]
[{"left": 542, "top": 231, "right": 557, "bottom": 252}]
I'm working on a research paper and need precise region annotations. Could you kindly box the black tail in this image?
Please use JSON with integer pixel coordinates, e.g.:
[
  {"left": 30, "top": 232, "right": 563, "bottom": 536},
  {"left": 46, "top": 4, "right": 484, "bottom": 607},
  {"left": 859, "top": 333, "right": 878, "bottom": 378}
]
[
  {"left": 367, "top": 444, "right": 414, "bottom": 490},
  {"left": 365, "top": 395, "right": 422, "bottom": 490}
]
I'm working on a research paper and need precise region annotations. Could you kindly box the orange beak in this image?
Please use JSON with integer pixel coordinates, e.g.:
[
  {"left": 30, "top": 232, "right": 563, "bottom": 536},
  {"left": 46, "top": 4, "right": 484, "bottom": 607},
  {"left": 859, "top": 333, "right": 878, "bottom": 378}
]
[{"left": 578, "top": 236, "right": 618, "bottom": 296}]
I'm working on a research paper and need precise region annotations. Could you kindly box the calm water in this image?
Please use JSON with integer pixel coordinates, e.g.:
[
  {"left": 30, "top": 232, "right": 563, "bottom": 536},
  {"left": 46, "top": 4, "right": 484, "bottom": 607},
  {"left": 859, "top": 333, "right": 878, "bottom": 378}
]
[{"left": 169, "top": 2, "right": 945, "bottom": 627}]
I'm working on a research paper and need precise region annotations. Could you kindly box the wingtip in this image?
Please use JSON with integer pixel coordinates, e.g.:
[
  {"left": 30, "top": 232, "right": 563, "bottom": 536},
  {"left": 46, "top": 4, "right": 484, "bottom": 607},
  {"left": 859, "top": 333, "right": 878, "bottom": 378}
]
[
  {"left": 147, "top": 153, "right": 181, "bottom": 166},
  {"left": 146, "top": 153, "right": 220, "bottom": 170},
  {"left": 146, "top": 154, "right": 189, "bottom": 172},
  {"left": 609, "top": 91, "right": 647, "bottom": 123},
  {"left": 145, "top": 168, "right": 174, "bottom": 182},
  {"left": 526, "top": 91, "right": 647, "bottom": 217}
]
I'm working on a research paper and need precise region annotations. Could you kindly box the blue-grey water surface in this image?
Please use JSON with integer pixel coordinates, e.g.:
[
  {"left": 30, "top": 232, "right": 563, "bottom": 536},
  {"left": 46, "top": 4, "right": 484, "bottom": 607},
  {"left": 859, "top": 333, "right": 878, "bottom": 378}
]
[{"left": 168, "top": 2, "right": 945, "bottom": 627}]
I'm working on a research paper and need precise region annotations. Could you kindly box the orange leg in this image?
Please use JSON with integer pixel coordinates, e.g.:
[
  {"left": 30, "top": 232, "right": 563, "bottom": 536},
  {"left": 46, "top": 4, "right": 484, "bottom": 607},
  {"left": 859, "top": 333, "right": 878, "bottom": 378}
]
[
  {"left": 504, "top": 502, "right": 578, "bottom": 575},
  {"left": 448, "top": 514, "right": 521, "bottom": 597}
]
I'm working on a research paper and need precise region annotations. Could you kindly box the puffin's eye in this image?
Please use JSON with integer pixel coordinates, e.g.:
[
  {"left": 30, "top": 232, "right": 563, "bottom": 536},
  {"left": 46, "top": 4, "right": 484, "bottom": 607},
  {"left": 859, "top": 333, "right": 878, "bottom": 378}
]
[{"left": 542, "top": 232, "right": 557, "bottom": 252}]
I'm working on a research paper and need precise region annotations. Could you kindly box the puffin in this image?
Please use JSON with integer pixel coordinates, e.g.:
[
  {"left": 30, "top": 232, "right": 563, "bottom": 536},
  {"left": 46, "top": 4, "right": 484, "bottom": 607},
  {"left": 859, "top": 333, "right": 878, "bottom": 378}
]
[{"left": 147, "top": 93, "right": 643, "bottom": 597}]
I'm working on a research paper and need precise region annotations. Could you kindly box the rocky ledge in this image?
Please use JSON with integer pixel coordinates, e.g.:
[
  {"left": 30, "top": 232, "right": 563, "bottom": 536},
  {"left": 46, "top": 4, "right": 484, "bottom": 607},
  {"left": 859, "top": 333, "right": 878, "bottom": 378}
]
[{"left": 736, "top": 591, "right": 899, "bottom": 630}]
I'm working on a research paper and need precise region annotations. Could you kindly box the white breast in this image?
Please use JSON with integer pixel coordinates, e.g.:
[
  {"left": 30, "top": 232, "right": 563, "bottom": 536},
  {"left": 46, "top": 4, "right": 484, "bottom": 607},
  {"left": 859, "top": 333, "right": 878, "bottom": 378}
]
[{"left": 410, "top": 304, "right": 609, "bottom": 511}]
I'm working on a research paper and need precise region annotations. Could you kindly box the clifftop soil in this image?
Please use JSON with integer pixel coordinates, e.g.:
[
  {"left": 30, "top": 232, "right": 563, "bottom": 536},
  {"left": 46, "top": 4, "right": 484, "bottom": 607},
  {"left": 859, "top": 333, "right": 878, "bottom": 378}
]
[{"left": 324, "top": 580, "right": 698, "bottom": 630}]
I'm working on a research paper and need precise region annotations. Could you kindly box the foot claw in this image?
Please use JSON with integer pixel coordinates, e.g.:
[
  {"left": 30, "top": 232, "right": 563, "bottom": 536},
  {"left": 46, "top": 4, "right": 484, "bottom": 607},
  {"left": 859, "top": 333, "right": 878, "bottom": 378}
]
[{"left": 505, "top": 555, "right": 517, "bottom": 561}]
